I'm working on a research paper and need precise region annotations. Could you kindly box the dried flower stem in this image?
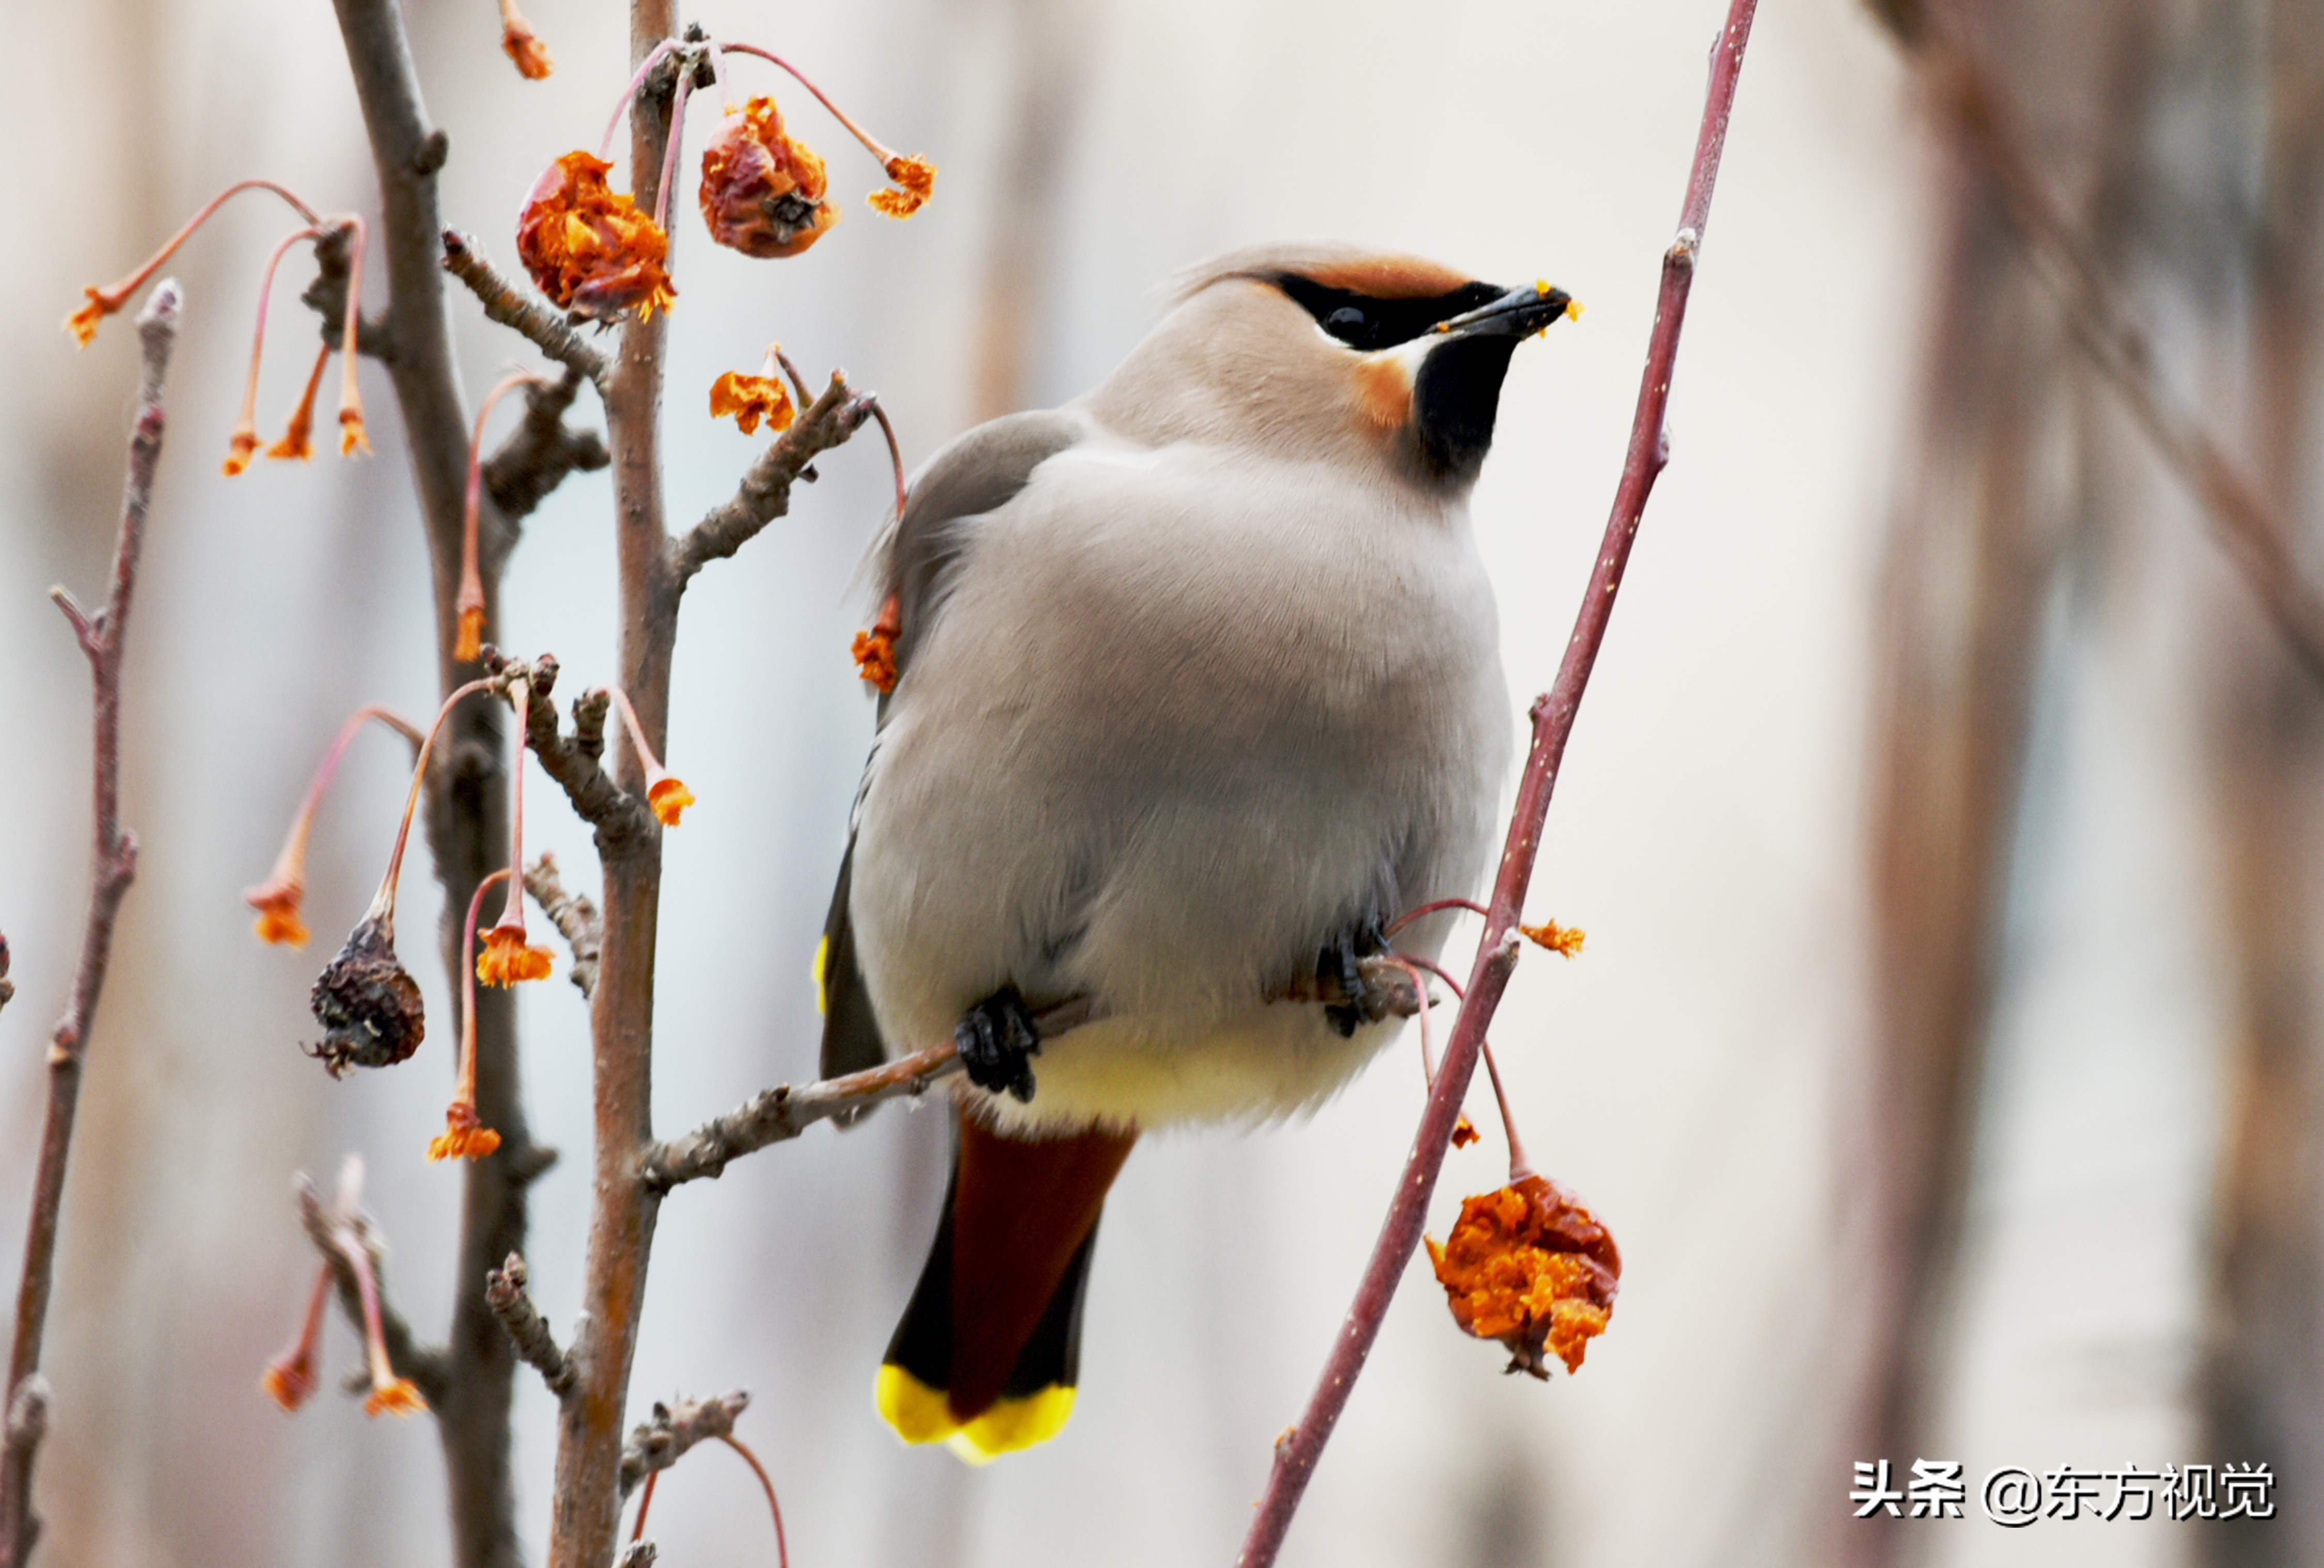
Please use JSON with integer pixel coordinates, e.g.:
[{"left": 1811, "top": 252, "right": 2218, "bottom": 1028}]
[
  {"left": 226, "top": 226, "right": 324, "bottom": 471},
  {"left": 0, "top": 285, "right": 180, "bottom": 1568},
  {"left": 602, "top": 39, "right": 681, "bottom": 162},
  {"left": 70, "top": 181, "right": 320, "bottom": 339},
  {"left": 867, "top": 395, "right": 907, "bottom": 522},
  {"left": 459, "top": 376, "right": 546, "bottom": 660},
  {"left": 717, "top": 42, "right": 904, "bottom": 165},
  {"left": 1236, "top": 2, "right": 1759, "bottom": 1561},
  {"left": 248, "top": 704, "right": 424, "bottom": 907},
  {"left": 363, "top": 679, "right": 494, "bottom": 931},
  {"left": 716, "top": 1435, "right": 790, "bottom": 1568}
]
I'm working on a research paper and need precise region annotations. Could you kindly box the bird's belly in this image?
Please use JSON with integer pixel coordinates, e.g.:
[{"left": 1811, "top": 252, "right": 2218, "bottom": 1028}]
[{"left": 849, "top": 450, "right": 1509, "bottom": 1127}]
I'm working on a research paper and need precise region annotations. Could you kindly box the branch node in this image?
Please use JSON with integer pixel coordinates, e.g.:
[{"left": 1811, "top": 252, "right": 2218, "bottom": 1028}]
[
  {"left": 672, "top": 371, "right": 875, "bottom": 587},
  {"left": 442, "top": 230, "right": 611, "bottom": 393},
  {"left": 485, "top": 1253, "right": 575, "bottom": 1397},
  {"left": 526, "top": 852, "right": 603, "bottom": 999},
  {"left": 618, "top": 1391, "right": 750, "bottom": 1499}
]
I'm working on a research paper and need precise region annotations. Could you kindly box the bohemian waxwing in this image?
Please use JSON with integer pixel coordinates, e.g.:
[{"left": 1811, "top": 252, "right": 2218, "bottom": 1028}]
[{"left": 813, "top": 240, "right": 1576, "bottom": 1462}]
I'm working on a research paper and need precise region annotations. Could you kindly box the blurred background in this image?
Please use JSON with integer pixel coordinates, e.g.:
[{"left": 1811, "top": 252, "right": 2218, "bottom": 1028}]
[{"left": 1, "top": 0, "right": 2316, "bottom": 1562}]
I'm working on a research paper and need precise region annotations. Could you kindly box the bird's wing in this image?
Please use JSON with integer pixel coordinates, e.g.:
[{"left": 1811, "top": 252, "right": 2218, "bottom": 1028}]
[{"left": 818, "top": 409, "right": 1088, "bottom": 1083}]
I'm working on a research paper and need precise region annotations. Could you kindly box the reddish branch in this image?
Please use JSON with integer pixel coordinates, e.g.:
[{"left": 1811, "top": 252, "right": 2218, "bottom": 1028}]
[
  {"left": 1234, "top": 2, "right": 1762, "bottom": 1561},
  {"left": 0, "top": 282, "right": 180, "bottom": 1568}
]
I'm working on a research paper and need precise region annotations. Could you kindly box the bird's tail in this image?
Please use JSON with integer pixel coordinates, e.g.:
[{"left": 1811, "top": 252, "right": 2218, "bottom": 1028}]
[{"left": 877, "top": 1105, "right": 1138, "bottom": 1463}]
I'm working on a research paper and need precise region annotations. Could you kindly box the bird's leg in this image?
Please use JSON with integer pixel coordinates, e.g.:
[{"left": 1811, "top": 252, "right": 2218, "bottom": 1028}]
[
  {"left": 955, "top": 985, "right": 1042, "bottom": 1102},
  {"left": 1317, "top": 916, "right": 1391, "bottom": 1038}
]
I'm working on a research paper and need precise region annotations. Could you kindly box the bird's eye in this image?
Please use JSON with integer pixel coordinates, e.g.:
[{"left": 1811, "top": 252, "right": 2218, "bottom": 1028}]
[{"left": 1325, "top": 306, "right": 1370, "bottom": 341}]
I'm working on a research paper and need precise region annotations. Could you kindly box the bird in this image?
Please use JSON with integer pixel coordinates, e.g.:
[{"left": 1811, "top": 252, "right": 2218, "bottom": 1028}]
[{"left": 814, "top": 240, "right": 1575, "bottom": 1462}]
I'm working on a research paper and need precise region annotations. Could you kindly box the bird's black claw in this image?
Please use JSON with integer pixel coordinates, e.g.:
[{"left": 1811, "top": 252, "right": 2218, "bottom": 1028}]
[
  {"left": 955, "top": 986, "right": 1041, "bottom": 1102},
  {"left": 1317, "top": 917, "right": 1389, "bottom": 1038}
]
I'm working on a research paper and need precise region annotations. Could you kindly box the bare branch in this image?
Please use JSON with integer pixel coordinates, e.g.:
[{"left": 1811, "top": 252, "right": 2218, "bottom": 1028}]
[
  {"left": 2, "top": 283, "right": 181, "bottom": 1568},
  {"left": 295, "top": 1175, "right": 450, "bottom": 1405},
  {"left": 482, "top": 366, "right": 610, "bottom": 532},
  {"left": 443, "top": 230, "right": 611, "bottom": 395},
  {"left": 1913, "top": 20, "right": 2324, "bottom": 685},
  {"left": 1237, "top": 3, "right": 1761, "bottom": 1561},
  {"left": 517, "top": 661, "right": 653, "bottom": 854},
  {"left": 670, "top": 373, "right": 877, "bottom": 588},
  {"left": 328, "top": 1, "right": 544, "bottom": 1559},
  {"left": 617, "top": 1392, "right": 749, "bottom": 1498},
  {"left": 643, "top": 1045, "right": 964, "bottom": 1191},
  {"left": 299, "top": 219, "right": 396, "bottom": 360},
  {"left": 526, "top": 853, "right": 603, "bottom": 1000},
  {"left": 485, "top": 1255, "right": 573, "bottom": 1398}
]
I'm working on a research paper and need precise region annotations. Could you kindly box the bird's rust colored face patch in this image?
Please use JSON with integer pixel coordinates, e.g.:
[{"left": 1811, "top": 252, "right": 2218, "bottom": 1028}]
[
  {"left": 1353, "top": 353, "right": 1415, "bottom": 433},
  {"left": 1297, "top": 254, "right": 1478, "bottom": 300}
]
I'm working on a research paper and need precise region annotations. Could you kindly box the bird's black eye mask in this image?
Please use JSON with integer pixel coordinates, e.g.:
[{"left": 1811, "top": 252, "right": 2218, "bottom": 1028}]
[{"left": 1269, "top": 275, "right": 1503, "bottom": 352}]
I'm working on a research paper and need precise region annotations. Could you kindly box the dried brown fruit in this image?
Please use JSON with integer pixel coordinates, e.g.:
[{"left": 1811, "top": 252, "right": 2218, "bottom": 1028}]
[
  {"left": 1426, "top": 1173, "right": 1620, "bottom": 1377},
  {"left": 699, "top": 97, "right": 838, "bottom": 259}
]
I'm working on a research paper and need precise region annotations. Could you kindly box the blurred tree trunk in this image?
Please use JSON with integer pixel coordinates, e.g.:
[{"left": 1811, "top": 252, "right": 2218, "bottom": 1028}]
[
  {"left": 2201, "top": 0, "right": 2324, "bottom": 1559},
  {"left": 1843, "top": 5, "right": 2160, "bottom": 1561}
]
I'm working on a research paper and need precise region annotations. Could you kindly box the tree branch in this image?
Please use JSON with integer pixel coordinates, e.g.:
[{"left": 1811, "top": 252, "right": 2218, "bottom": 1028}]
[
  {"left": 483, "top": 366, "right": 610, "bottom": 535},
  {"left": 0, "top": 283, "right": 179, "bottom": 1568},
  {"left": 669, "top": 373, "right": 876, "bottom": 588},
  {"left": 296, "top": 1175, "right": 450, "bottom": 1405},
  {"left": 642, "top": 1045, "right": 965, "bottom": 1191},
  {"left": 443, "top": 230, "right": 613, "bottom": 395},
  {"left": 1910, "top": 15, "right": 2324, "bottom": 685},
  {"left": 516, "top": 662, "right": 654, "bottom": 854},
  {"left": 327, "top": 3, "right": 541, "bottom": 1563},
  {"left": 1236, "top": 2, "right": 1761, "bottom": 1561},
  {"left": 484, "top": 1255, "right": 574, "bottom": 1398},
  {"left": 548, "top": 10, "right": 682, "bottom": 1561},
  {"left": 526, "top": 853, "right": 603, "bottom": 1000},
  {"left": 617, "top": 1392, "right": 749, "bottom": 1498}
]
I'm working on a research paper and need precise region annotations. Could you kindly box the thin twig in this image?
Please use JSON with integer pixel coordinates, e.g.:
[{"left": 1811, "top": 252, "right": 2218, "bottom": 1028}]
[
  {"left": 1916, "top": 18, "right": 2324, "bottom": 684},
  {"left": 616, "top": 1391, "right": 749, "bottom": 1498},
  {"left": 525, "top": 853, "right": 603, "bottom": 999},
  {"left": 0, "top": 283, "right": 180, "bottom": 1568},
  {"left": 294, "top": 1174, "right": 450, "bottom": 1404},
  {"left": 519, "top": 665, "right": 654, "bottom": 854},
  {"left": 1235, "top": 2, "right": 1760, "bottom": 1561},
  {"left": 642, "top": 1044, "right": 967, "bottom": 1191},
  {"left": 443, "top": 230, "right": 613, "bottom": 394},
  {"left": 670, "top": 372, "right": 878, "bottom": 588},
  {"left": 485, "top": 1255, "right": 574, "bottom": 1397}
]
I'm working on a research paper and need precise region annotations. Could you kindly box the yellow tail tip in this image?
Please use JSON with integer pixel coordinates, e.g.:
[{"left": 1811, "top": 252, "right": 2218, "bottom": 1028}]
[
  {"left": 875, "top": 1365, "right": 1077, "bottom": 1462},
  {"left": 813, "top": 934, "right": 831, "bottom": 1015}
]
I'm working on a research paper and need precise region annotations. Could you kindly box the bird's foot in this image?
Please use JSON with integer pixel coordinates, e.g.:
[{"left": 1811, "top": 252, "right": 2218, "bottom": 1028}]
[
  {"left": 1317, "top": 918, "right": 1391, "bottom": 1038},
  {"left": 956, "top": 986, "right": 1041, "bottom": 1102}
]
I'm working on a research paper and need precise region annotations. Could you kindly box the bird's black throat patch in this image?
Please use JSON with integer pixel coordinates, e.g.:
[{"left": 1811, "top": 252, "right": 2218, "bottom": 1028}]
[{"left": 1409, "top": 333, "right": 1520, "bottom": 486}]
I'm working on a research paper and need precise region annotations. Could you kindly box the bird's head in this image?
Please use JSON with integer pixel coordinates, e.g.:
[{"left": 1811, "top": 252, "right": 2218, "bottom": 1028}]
[{"left": 1085, "top": 241, "right": 1576, "bottom": 490}]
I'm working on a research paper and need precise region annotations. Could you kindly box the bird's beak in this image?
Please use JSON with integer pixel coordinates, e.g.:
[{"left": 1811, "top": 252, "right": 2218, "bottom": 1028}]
[{"left": 1433, "top": 281, "right": 1579, "bottom": 339}]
